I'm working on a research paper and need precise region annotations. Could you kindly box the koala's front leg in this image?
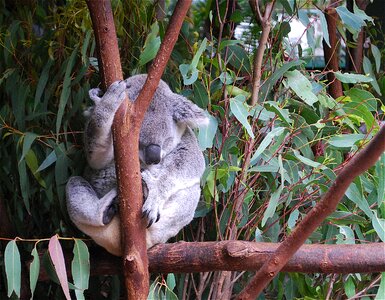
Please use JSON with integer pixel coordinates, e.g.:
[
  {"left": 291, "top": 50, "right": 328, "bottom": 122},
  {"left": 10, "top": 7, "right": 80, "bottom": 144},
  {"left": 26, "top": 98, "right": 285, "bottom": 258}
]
[{"left": 85, "top": 81, "right": 127, "bottom": 170}]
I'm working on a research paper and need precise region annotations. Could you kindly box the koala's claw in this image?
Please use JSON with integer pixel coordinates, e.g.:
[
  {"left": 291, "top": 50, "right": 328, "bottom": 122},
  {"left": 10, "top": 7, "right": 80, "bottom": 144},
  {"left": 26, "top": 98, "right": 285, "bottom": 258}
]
[
  {"left": 156, "top": 212, "right": 160, "bottom": 223},
  {"left": 89, "top": 88, "right": 103, "bottom": 103}
]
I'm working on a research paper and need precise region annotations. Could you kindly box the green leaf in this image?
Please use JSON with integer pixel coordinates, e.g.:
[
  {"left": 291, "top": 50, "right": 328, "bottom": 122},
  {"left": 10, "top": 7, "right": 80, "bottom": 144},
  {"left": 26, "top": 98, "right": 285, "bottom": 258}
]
[
  {"left": 344, "top": 276, "right": 356, "bottom": 298},
  {"left": 49, "top": 235, "right": 71, "bottom": 300},
  {"left": 262, "top": 60, "right": 305, "bottom": 95},
  {"left": 34, "top": 59, "right": 53, "bottom": 111},
  {"left": 265, "top": 101, "right": 292, "bottom": 126},
  {"left": 345, "top": 183, "right": 373, "bottom": 218},
  {"left": 316, "top": 10, "right": 330, "bottom": 47},
  {"left": 375, "top": 273, "right": 385, "bottom": 300},
  {"left": 363, "top": 56, "right": 382, "bottom": 95},
  {"left": 18, "top": 158, "right": 30, "bottom": 213},
  {"left": 285, "top": 70, "right": 318, "bottom": 106},
  {"left": 30, "top": 246, "right": 40, "bottom": 298},
  {"left": 166, "top": 274, "right": 176, "bottom": 290},
  {"left": 250, "top": 127, "right": 286, "bottom": 164},
  {"left": 292, "top": 150, "right": 324, "bottom": 169},
  {"left": 376, "top": 154, "right": 385, "bottom": 207},
  {"left": 262, "top": 186, "right": 283, "bottom": 227},
  {"left": 72, "top": 239, "right": 90, "bottom": 300},
  {"left": 5, "top": 240, "right": 21, "bottom": 298},
  {"left": 25, "top": 150, "right": 47, "bottom": 188},
  {"left": 180, "top": 38, "right": 207, "bottom": 85},
  {"left": 193, "top": 81, "right": 209, "bottom": 109},
  {"left": 198, "top": 113, "right": 217, "bottom": 150},
  {"left": 335, "top": 6, "right": 368, "bottom": 37},
  {"left": 225, "top": 44, "right": 252, "bottom": 74},
  {"left": 337, "top": 225, "right": 355, "bottom": 244},
  {"left": 56, "top": 46, "right": 78, "bottom": 133},
  {"left": 230, "top": 95, "right": 255, "bottom": 139},
  {"left": 328, "top": 134, "right": 366, "bottom": 149},
  {"left": 20, "top": 132, "right": 38, "bottom": 163},
  {"left": 139, "top": 22, "right": 161, "bottom": 66},
  {"left": 36, "top": 150, "right": 57, "bottom": 172},
  {"left": 372, "top": 211, "right": 385, "bottom": 242},
  {"left": 371, "top": 44, "right": 381, "bottom": 73},
  {"left": 346, "top": 88, "right": 378, "bottom": 112},
  {"left": 334, "top": 71, "right": 372, "bottom": 83}
]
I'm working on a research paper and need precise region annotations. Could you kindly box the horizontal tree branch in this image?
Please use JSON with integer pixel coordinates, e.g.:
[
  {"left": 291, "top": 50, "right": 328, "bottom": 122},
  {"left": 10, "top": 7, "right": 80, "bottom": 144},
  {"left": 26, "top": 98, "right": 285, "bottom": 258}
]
[{"left": 35, "top": 241, "right": 385, "bottom": 281}]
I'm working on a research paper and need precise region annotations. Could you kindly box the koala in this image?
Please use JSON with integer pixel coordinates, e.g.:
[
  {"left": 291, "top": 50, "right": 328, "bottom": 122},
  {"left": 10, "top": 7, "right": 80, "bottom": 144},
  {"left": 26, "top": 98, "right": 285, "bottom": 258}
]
[{"left": 66, "top": 74, "right": 208, "bottom": 256}]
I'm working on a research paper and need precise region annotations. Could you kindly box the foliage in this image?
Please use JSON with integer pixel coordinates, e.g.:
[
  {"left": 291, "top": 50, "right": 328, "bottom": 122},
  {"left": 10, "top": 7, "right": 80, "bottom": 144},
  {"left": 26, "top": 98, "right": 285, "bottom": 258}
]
[{"left": 0, "top": 0, "right": 384, "bottom": 299}]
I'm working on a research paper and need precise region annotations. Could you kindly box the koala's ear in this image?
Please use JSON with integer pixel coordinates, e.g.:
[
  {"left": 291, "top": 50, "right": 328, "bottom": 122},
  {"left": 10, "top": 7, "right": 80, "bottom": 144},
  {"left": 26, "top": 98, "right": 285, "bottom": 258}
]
[{"left": 172, "top": 96, "right": 209, "bottom": 128}]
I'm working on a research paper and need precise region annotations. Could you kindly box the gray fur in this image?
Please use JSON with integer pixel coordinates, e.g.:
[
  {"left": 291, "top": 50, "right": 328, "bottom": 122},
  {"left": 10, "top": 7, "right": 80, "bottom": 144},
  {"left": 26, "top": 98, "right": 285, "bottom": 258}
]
[{"left": 66, "top": 74, "right": 208, "bottom": 256}]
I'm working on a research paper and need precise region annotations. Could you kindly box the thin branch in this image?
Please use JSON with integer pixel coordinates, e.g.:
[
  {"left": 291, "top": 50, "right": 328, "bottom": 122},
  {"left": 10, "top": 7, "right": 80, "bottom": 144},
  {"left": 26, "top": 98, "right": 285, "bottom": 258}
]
[
  {"left": 236, "top": 125, "right": 385, "bottom": 299},
  {"left": 249, "top": 0, "right": 275, "bottom": 106}
]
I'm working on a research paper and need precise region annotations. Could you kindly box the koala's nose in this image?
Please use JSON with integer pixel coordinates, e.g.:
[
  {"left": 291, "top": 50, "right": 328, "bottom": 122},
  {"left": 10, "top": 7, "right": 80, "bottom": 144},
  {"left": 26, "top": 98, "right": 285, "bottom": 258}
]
[{"left": 145, "top": 144, "right": 161, "bottom": 164}]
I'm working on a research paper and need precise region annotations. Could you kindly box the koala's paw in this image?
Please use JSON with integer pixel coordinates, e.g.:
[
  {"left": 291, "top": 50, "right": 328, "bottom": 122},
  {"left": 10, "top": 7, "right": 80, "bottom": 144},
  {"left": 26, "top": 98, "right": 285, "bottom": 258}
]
[
  {"left": 89, "top": 88, "right": 103, "bottom": 103},
  {"left": 105, "top": 80, "right": 127, "bottom": 107},
  {"left": 142, "top": 199, "right": 161, "bottom": 228},
  {"left": 102, "top": 196, "right": 119, "bottom": 225}
]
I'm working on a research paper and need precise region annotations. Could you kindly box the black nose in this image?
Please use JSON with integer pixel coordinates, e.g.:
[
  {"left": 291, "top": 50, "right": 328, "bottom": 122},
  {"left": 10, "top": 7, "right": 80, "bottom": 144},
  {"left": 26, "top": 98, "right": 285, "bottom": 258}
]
[{"left": 145, "top": 144, "right": 161, "bottom": 164}]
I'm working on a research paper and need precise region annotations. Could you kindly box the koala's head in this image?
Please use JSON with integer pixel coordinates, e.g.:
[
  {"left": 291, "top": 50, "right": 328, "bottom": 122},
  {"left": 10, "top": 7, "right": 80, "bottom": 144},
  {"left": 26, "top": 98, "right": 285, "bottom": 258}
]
[{"left": 125, "top": 75, "right": 208, "bottom": 165}]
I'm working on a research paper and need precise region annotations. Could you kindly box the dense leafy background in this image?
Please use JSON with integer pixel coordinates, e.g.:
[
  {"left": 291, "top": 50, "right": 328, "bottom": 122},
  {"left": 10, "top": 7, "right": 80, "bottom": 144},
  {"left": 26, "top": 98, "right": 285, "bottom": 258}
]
[{"left": 0, "top": 0, "right": 384, "bottom": 299}]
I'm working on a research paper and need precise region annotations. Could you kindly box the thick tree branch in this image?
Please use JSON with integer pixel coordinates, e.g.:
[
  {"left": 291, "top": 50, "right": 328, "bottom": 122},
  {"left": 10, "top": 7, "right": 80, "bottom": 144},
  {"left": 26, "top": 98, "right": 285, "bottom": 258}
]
[
  {"left": 323, "top": 1, "right": 343, "bottom": 99},
  {"left": 86, "top": 1, "right": 191, "bottom": 299},
  {"left": 249, "top": 0, "right": 275, "bottom": 106},
  {"left": 236, "top": 125, "right": 385, "bottom": 299},
  {"left": 35, "top": 241, "right": 385, "bottom": 281}
]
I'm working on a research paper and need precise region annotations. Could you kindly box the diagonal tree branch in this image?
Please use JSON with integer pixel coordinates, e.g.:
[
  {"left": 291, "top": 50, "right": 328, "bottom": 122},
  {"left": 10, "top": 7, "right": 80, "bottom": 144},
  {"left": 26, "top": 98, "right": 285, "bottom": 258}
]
[
  {"left": 236, "top": 125, "right": 385, "bottom": 299},
  {"left": 86, "top": 1, "right": 191, "bottom": 298}
]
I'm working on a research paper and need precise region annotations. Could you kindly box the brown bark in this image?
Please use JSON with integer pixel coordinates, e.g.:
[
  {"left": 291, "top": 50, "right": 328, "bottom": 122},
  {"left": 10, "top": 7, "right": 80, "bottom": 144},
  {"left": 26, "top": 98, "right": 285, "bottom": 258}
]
[
  {"left": 86, "top": 1, "right": 191, "bottom": 299},
  {"left": 35, "top": 241, "right": 385, "bottom": 281},
  {"left": 323, "top": 2, "right": 343, "bottom": 99},
  {"left": 236, "top": 125, "right": 385, "bottom": 299},
  {"left": 249, "top": 0, "right": 275, "bottom": 106}
]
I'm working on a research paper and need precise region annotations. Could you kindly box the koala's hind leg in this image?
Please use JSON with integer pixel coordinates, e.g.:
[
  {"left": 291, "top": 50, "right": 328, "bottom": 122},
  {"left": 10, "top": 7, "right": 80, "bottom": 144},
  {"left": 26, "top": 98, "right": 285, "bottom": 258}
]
[
  {"left": 66, "top": 176, "right": 118, "bottom": 227},
  {"left": 145, "top": 184, "right": 200, "bottom": 248}
]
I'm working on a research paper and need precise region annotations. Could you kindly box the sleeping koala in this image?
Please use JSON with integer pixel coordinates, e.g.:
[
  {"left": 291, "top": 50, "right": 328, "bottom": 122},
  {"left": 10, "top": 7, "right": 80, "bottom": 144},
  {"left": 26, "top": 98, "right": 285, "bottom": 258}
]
[{"left": 66, "top": 74, "right": 208, "bottom": 256}]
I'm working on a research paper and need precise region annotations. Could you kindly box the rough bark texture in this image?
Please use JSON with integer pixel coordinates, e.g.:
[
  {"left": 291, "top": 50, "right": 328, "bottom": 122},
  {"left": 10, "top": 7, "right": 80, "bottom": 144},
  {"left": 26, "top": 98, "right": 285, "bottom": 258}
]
[
  {"left": 236, "top": 125, "right": 385, "bottom": 299},
  {"left": 85, "top": 1, "right": 149, "bottom": 298},
  {"left": 35, "top": 241, "right": 385, "bottom": 281},
  {"left": 86, "top": 1, "right": 191, "bottom": 299},
  {"left": 323, "top": 2, "right": 343, "bottom": 99}
]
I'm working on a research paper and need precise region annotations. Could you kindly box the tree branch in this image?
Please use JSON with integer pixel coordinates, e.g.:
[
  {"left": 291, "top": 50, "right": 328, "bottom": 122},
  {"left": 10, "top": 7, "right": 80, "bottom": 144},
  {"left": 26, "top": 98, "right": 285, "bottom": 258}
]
[
  {"left": 323, "top": 1, "right": 343, "bottom": 98},
  {"left": 86, "top": 1, "right": 191, "bottom": 298},
  {"left": 35, "top": 241, "right": 385, "bottom": 281},
  {"left": 236, "top": 125, "right": 385, "bottom": 299},
  {"left": 249, "top": 0, "right": 275, "bottom": 106}
]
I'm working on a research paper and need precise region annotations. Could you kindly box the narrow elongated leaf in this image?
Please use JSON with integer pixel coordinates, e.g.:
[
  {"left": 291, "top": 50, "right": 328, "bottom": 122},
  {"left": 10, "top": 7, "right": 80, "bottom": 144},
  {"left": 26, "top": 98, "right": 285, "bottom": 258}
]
[
  {"left": 56, "top": 47, "right": 78, "bottom": 133},
  {"left": 328, "top": 134, "right": 366, "bottom": 149},
  {"left": 17, "top": 158, "right": 30, "bottom": 213},
  {"left": 48, "top": 235, "right": 71, "bottom": 300},
  {"left": 372, "top": 211, "right": 385, "bottom": 242},
  {"left": 139, "top": 22, "right": 161, "bottom": 66},
  {"left": 316, "top": 10, "right": 330, "bottom": 47},
  {"left": 376, "top": 154, "right": 385, "bottom": 206},
  {"left": 375, "top": 273, "right": 385, "bottom": 300},
  {"left": 20, "top": 132, "right": 38, "bottom": 163},
  {"left": 193, "top": 81, "right": 209, "bottom": 109},
  {"left": 30, "top": 246, "right": 40, "bottom": 298},
  {"left": 230, "top": 95, "right": 254, "bottom": 138},
  {"left": 25, "top": 150, "right": 46, "bottom": 188},
  {"left": 371, "top": 44, "right": 381, "bottom": 73},
  {"left": 72, "top": 239, "right": 90, "bottom": 300},
  {"left": 345, "top": 183, "right": 373, "bottom": 218},
  {"left": 285, "top": 70, "right": 318, "bottom": 106},
  {"left": 198, "top": 113, "right": 218, "bottom": 150},
  {"left": 36, "top": 150, "right": 57, "bottom": 172},
  {"left": 262, "top": 60, "right": 305, "bottom": 95},
  {"left": 4, "top": 240, "right": 21, "bottom": 298},
  {"left": 180, "top": 38, "right": 207, "bottom": 85},
  {"left": 336, "top": 6, "right": 367, "bottom": 35},
  {"left": 363, "top": 56, "right": 382, "bottom": 95},
  {"left": 334, "top": 71, "right": 372, "bottom": 83},
  {"left": 34, "top": 59, "right": 53, "bottom": 111},
  {"left": 262, "top": 187, "right": 283, "bottom": 227},
  {"left": 250, "top": 127, "right": 286, "bottom": 164}
]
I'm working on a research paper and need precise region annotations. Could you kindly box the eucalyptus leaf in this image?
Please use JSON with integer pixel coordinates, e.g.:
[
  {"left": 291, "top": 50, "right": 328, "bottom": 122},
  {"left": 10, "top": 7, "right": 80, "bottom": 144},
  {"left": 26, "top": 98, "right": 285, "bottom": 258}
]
[
  {"left": 230, "top": 95, "right": 255, "bottom": 139},
  {"left": 285, "top": 70, "right": 318, "bottom": 106},
  {"left": 4, "top": 240, "right": 21, "bottom": 298}
]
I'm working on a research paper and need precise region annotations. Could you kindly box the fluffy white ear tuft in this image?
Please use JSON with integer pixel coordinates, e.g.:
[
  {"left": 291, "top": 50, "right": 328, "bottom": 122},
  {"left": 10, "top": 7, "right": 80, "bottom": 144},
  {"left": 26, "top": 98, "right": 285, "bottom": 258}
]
[{"left": 172, "top": 96, "right": 209, "bottom": 128}]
